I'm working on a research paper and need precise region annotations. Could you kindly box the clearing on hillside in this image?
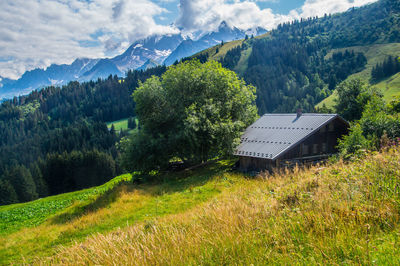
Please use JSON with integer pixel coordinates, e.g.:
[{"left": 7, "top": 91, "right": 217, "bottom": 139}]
[{"left": 317, "top": 43, "right": 400, "bottom": 108}]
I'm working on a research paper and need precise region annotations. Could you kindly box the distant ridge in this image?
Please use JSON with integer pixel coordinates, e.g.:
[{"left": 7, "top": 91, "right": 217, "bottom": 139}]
[{"left": 0, "top": 22, "right": 266, "bottom": 99}]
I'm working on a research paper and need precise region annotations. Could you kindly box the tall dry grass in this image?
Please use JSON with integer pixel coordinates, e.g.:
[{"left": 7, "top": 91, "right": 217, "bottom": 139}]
[{"left": 41, "top": 148, "right": 400, "bottom": 265}]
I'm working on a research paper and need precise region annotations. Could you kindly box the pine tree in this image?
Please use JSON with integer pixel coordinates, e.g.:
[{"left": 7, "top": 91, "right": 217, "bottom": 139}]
[
  {"left": 0, "top": 179, "right": 18, "bottom": 205},
  {"left": 30, "top": 162, "right": 48, "bottom": 197},
  {"left": 6, "top": 165, "right": 38, "bottom": 202}
]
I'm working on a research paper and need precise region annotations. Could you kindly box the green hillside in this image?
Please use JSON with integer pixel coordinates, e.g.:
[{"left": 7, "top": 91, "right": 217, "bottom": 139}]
[
  {"left": 106, "top": 117, "right": 138, "bottom": 134},
  {"left": 192, "top": 0, "right": 400, "bottom": 114},
  {"left": 0, "top": 161, "right": 236, "bottom": 264},
  {"left": 107, "top": 118, "right": 129, "bottom": 131},
  {"left": 317, "top": 43, "right": 400, "bottom": 108},
  {"left": 1, "top": 148, "right": 399, "bottom": 264},
  {"left": 191, "top": 32, "right": 269, "bottom": 64}
]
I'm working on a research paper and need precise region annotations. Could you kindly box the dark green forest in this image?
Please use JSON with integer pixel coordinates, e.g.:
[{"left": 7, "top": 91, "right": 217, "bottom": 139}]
[
  {"left": 371, "top": 55, "right": 400, "bottom": 81},
  {"left": 0, "top": 67, "right": 166, "bottom": 205},
  {"left": 1, "top": 0, "right": 400, "bottom": 205},
  {"left": 207, "top": 0, "right": 400, "bottom": 113}
]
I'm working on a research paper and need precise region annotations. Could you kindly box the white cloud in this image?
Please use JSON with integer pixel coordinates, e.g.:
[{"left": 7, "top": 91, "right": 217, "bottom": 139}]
[
  {"left": 0, "top": 0, "right": 379, "bottom": 79},
  {"left": 0, "top": 0, "right": 177, "bottom": 79},
  {"left": 176, "top": 0, "right": 378, "bottom": 34},
  {"left": 176, "top": 0, "right": 289, "bottom": 33},
  {"left": 293, "top": 0, "right": 378, "bottom": 19}
]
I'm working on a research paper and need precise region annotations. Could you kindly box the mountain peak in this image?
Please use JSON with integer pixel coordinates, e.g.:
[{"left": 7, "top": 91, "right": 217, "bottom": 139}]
[{"left": 218, "top": 20, "right": 231, "bottom": 30}]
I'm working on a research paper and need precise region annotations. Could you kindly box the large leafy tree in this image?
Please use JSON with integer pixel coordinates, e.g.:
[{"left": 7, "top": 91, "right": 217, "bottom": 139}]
[
  {"left": 120, "top": 60, "right": 258, "bottom": 173},
  {"left": 334, "top": 78, "right": 382, "bottom": 121}
]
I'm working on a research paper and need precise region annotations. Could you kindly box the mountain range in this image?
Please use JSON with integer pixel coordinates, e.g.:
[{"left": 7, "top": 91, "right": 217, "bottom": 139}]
[{"left": 0, "top": 22, "right": 266, "bottom": 99}]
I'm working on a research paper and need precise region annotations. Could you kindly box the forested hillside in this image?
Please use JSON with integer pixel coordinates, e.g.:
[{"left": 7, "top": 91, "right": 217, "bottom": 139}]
[
  {"left": 191, "top": 0, "right": 400, "bottom": 113},
  {"left": 0, "top": 67, "right": 166, "bottom": 205}
]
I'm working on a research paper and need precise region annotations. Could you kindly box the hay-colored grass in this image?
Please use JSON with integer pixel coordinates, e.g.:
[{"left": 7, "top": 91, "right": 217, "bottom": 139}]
[{"left": 41, "top": 148, "right": 400, "bottom": 265}]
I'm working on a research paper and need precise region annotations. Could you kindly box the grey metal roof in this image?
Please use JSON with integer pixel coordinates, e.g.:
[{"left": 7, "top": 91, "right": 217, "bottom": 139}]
[{"left": 234, "top": 113, "right": 341, "bottom": 160}]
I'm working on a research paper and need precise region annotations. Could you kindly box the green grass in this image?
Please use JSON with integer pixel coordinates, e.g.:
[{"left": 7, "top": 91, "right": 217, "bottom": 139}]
[
  {"left": 234, "top": 47, "right": 252, "bottom": 76},
  {"left": 191, "top": 33, "right": 270, "bottom": 65},
  {"left": 2, "top": 148, "right": 400, "bottom": 264},
  {"left": 42, "top": 147, "right": 400, "bottom": 265},
  {"left": 0, "top": 160, "right": 237, "bottom": 264},
  {"left": 317, "top": 43, "right": 400, "bottom": 108},
  {"left": 191, "top": 39, "right": 244, "bottom": 62},
  {"left": 373, "top": 72, "right": 400, "bottom": 102},
  {"left": 0, "top": 174, "right": 131, "bottom": 236},
  {"left": 106, "top": 117, "right": 138, "bottom": 134}
]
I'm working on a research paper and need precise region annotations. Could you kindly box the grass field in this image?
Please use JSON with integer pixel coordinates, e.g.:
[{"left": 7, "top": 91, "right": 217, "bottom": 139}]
[
  {"left": 1, "top": 147, "right": 400, "bottom": 264},
  {"left": 0, "top": 161, "right": 237, "bottom": 264},
  {"left": 106, "top": 117, "right": 138, "bottom": 134},
  {"left": 41, "top": 147, "right": 400, "bottom": 265},
  {"left": 317, "top": 43, "right": 400, "bottom": 108}
]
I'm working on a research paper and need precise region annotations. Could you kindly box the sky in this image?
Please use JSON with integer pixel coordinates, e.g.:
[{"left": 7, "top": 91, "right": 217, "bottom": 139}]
[{"left": 0, "top": 0, "right": 377, "bottom": 80}]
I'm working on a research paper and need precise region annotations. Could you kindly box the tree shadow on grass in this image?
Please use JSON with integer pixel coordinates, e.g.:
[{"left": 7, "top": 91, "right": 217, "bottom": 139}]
[
  {"left": 48, "top": 180, "right": 130, "bottom": 225},
  {"left": 48, "top": 160, "right": 233, "bottom": 225}
]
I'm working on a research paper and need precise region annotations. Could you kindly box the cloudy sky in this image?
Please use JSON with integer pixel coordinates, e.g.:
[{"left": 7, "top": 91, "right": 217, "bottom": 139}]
[{"left": 0, "top": 0, "right": 377, "bottom": 80}]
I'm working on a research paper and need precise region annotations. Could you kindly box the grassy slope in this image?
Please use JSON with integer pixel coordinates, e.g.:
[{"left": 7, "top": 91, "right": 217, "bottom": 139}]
[
  {"left": 40, "top": 147, "right": 400, "bottom": 265},
  {"left": 317, "top": 43, "right": 400, "bottom": 108},
  {"left": 192, "top": 32, "right": 269, "bottom": 74},
  {"left": 0, "top": 147, "right": 396, "bottom": 264},
  {"left": 0, "top": 161, "right": 236, "bottom": 264},
  {"left": 106, "top": 117, "right": 138, "bottom": 134},
  {"left": 192, "top": 39, "right": 244, "bottom": 62}
]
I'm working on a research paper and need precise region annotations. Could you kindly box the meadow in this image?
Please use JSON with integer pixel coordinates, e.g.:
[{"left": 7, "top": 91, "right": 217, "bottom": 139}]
[
  {"left": 44, "top": 148, "right": 400, "bottom": 265},
  {"left": 1, "top": 147, "right": 399, "bottom": 264},
  {"left": 0, "top": 161, "right": 237, "bottom": 264},
  {"left": 106, "top": 117, "right": 138, "bottom": 134},
  {"left": 317, "top": 43, "right": 400, "bottom": 108}
]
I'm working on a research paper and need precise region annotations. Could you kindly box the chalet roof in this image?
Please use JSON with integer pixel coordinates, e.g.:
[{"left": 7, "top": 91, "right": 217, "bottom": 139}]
[{"left": 234, "top": 113, "right": 345, "bottom": 160}]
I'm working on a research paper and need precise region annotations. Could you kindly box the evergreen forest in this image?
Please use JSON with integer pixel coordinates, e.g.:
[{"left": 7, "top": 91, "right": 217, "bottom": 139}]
[{"left": 0, "top": 67, "right": 166, "bottom": 205}]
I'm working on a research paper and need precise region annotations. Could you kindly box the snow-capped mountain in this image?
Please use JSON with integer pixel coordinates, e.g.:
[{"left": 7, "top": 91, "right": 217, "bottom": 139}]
[
  {"left": 164, "top": 21, "right": 266, "bottom": 66},
  {"left": 112, "top": 33, "right": 184, "bottom": 72},
  {"left": 0, "top": 58, "right": 100, "bottom": 98},
  {"left": 0, "top": 22, "right": 267, "bottom": 99}
]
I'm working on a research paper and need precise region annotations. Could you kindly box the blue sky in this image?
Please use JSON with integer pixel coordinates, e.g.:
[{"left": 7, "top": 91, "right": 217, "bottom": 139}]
[
  {"left": 155, "top": 0, "right": 306, "bottom": 25},
  {"left": 153, "top": 0, "right": 306, "bottom": 25},
  {"left": 0, "top": 0, "right": 377, "bottom": 80}
]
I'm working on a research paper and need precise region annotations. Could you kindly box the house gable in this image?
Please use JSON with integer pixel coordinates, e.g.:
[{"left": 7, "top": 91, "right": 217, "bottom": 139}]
[{"left": 235, "top": 113, "right": 349, "bottom": 171}]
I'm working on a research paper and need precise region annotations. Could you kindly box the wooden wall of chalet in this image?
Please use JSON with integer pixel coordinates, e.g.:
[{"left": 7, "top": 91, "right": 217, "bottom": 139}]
[
  {"left": 238, "top": 117, "right": 348, "bottom": 172},
  {"left": 239, "top": 156, "right": 274, "bottom": 172},
  {"left": 280, "top": 117, "right": 348, "bottom": 161}
]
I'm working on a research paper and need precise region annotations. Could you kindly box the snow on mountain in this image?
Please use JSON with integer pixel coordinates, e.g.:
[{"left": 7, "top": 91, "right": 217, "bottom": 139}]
[
  {"left": 112, "top": 33, "right": 183, "bottom": 72},
  {"left": 164, "top": 21, "right": 266, "bottom": 66},
  {"left": 0, "top": 23, "right": 267, "bottom": 99}
]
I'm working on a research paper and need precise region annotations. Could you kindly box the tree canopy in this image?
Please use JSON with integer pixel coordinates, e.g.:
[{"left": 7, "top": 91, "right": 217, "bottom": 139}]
[
  {"left": 120, "top": 60, "right": 258, "bottom": 173},
  {"left": 334, "top": 78, "right": 382, "bottom": 121}
]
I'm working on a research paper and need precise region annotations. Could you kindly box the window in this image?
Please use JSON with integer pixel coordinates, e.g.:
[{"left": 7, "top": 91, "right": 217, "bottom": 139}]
[
  {"left": 302, "top": 144, "right": 309, "bottom": 155},
  {"left": 329, "top": 123, "right": 334, "bottom": 132},
  {"left": 313, "top": 144, "right": 318, "bottom": 154},
  {"left": 322, "top": 143, "right": 327, "bottom": 153}
]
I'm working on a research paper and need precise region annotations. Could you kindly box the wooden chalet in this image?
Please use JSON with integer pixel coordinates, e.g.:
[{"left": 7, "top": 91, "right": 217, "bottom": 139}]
[{"left": 234, "top": 112, "right": 349, "bottom": 172}]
